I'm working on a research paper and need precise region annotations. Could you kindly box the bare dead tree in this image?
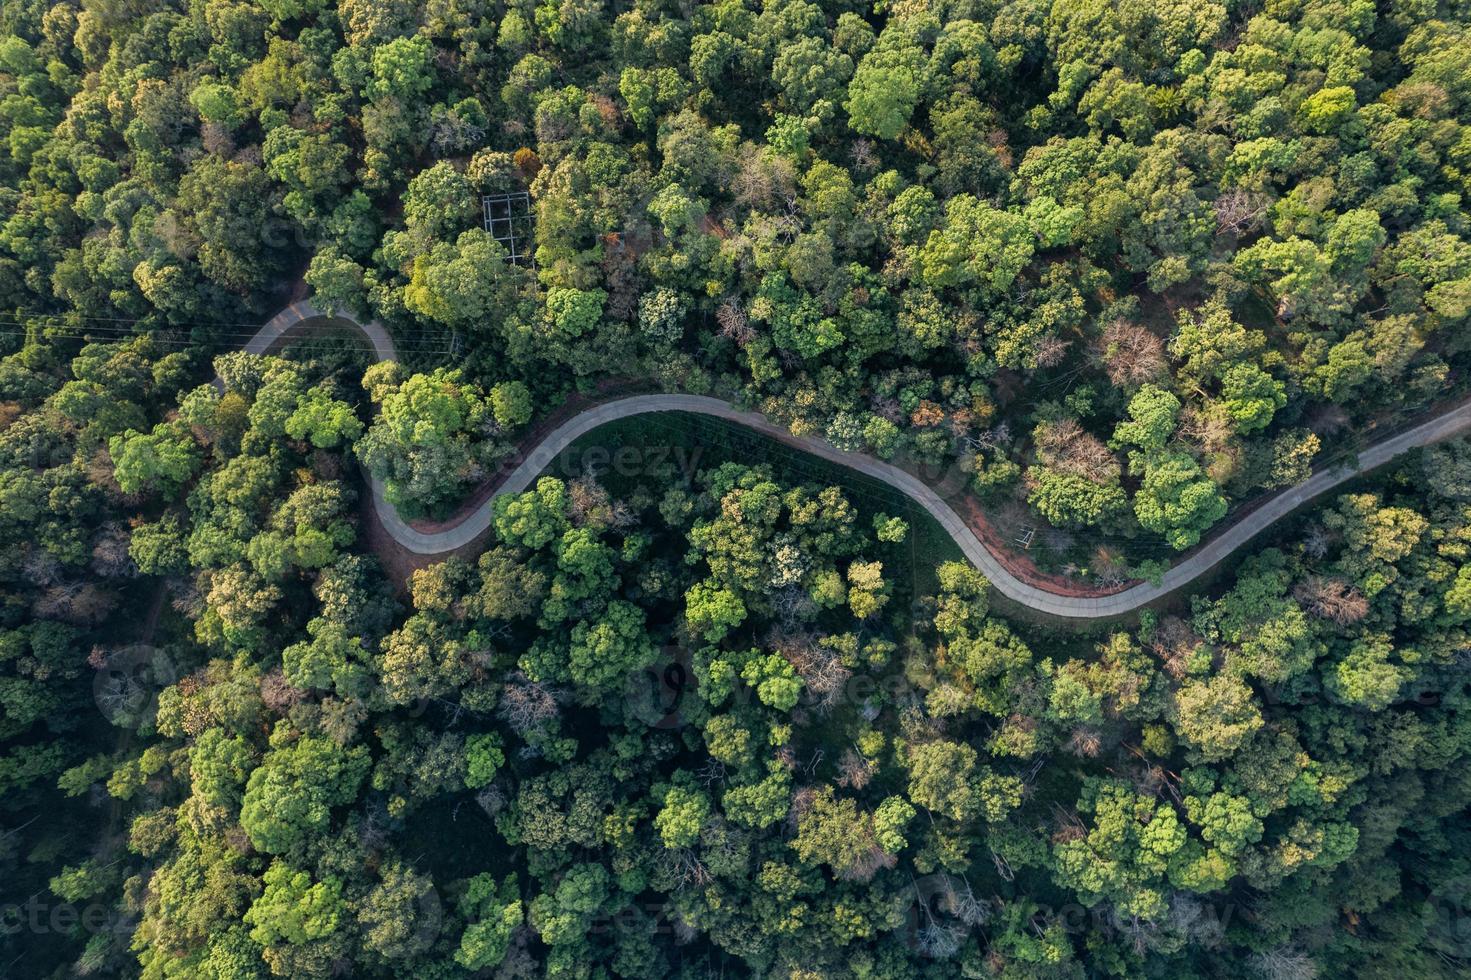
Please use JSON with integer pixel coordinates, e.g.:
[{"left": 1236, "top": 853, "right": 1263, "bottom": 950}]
[
  {"left": 600, "top": 235, "right": 641, "bottom": 321},
  {"left": 908, "top": 874, "right": 966, "bottom": 958},
  {"left": 568, "top": 473, "right": 616, "bottom": 529},
  {"left": 476, "top": 782, "right": 509, "bottom": 817},
  {"left": 1249, "top": 946, "right": 1320, "bottom": 980},
  {"left": 786, "top": 785, "right": 818, "bottom": 832},
  {"left": 773, "top": 632, "right": 851, "bottom": 714},
  {"left": 839, "top": 839, "right": 898, "bottom": 882},
  {"left": 657, "top": 847, "right": 711, "bottom": 891},
  {"left": 836, "top": 748, "right": 876, "bottom": 791},
  {"left": 259, "top": 668, "right": 306, "bottom": 714},
  {"left": 35, "top": 581, "right": 116, "bottom": 624},
  {"left": 803, "top": 748, "right": 824, "bottom": 777},
  {"left": 965, "top": 421, "right": 1013, "bottom": 455},
  {"left": 1032, "top": 417, "right": 1080, "bottom": 457},
  {"left": 731, "top": 144, "right": 796, "bottom": 211},
  {"left": 357, "top": 800, "right": 394, "bottom": 853},
  {"left": 170, "top": 579, "right": 204, "bottom": 618},
  {"left": 1300, "top": 523, "right": 1333, "bottom": 560},
  {"left": 670, "top": 917, "right": 700, "bottom": 946},
  {"left": 1178, "top": 403, "right": 1235, "bottom": 456},
  {"left": 939, "top": 875, "right": 991, "bottom": 927},
  {"left": 869, "top": 394, "right": 906, "bottom": 425},
  {"left": 1130, "top": 762, "right": 1167, "bottom": 800},
  {"left": 696, "top": 757, "right": 727, "bottom": 787},
  {"left": 1149, "top": 615, "right": 1204, "bottom": 679},
  {"left": 1293, "top": 576, "right": 1368, "bottom": 624},
  {"left": 1065, "top": 726, "right": 1103, "bottom": 758},
  {"left": 201, "top": 122, "right": 235, "bottom": 157},
  {"left": 897, "top": 701, "right": 943, "bottom": 746},
  {"left": 1049, "top": 803, "right": 1087, "bottom": 845},
  {"left": 1094, "top": 319, "right": 1166, "bottom": 388},
  {"left": 1035, "top": 419, "right": 1119, "bottom": 484},
  {"left": 1033, "top": 334, "right": 1072, "bottom": 370},
  {"left": 1119, "top": 912, "right": 1155, "bottom": 956},
  {"left": 20, "top": 549, "right": 62, "bottom": 587},
  {"left": 1024, "top": 756, "right": 1047, "bottom": 784},
  {"left": 609, "top": 500, "right": 639, "bottom": 529},
  {"left": 1092, "top": 546, "right": 1130, "bottom": 588},
  {"left": 1213, "top": 188, "right": 1271, "bottom": 236},
  {"left": 716, "top": 298, "right": 754, "bottom": 347},
  {"left": 498, "top": 672, "right": 561, "bottom": 737},
  {"left": 771, "top": 585, "right": 816, "bottom": 629},
  {"left": 991, "top": 849, "right": 1015, "bottom": 882},
  {"left": 1162, "top": 893, "right": 1227, "bottom": 950},
  {"left": 91, "top": 523, "right": 139, "bottom": 579}
]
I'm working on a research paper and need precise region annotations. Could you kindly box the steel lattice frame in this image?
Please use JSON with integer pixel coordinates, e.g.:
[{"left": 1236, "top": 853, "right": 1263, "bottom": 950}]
[{"left": 481, "top": 192, "right": 534, "bottom": 266}]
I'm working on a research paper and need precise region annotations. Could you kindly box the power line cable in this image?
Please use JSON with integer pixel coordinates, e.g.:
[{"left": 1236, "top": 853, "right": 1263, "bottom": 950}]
[
  {"left": 0, "top": 308, "right": 457, "bottom": 353},
  {"left": 0, "top": 319, "right": 456, "bottom": 356}
]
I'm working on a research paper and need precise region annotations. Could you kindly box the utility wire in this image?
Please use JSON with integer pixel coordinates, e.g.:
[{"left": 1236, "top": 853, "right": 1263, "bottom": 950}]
[
  {"left": 0, "top": 308, "right": 457, "bottom": 352},
  {"left": 0, "top": 319, "right": 455, "bottom": 356}
]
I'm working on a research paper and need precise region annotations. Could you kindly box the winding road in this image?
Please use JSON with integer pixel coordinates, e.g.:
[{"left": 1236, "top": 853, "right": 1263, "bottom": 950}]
[{"left": 252, "top": 301, "right": 1471, "bottom": 619}]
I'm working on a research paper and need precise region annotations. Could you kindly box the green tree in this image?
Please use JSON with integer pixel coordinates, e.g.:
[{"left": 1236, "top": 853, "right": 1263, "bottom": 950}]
[
  {"left": 454, "top": 874, "right": 523, "bottom": 970},
  {"left": 567, "top": 600, "right": 656, "bottom": 690},
  {"left": 545, "top": 287, "right": 606, "bottom": 337},
  {"left": 464, "top": 733, "right": 505, "bottom": 789},
  {"left": 1053, "top": 777, "right": 1187, "bottom": 920},
  {"left": 918, "top": 195, "right": 1035, "bottom": 296},
  {"left": 489, "top": 381, "right": 533, "bottom": 428},
  {"left": 1111, "top": 384, "right": 1180, "bottom": 455},
  {"left": 1170, "top": 674, "right": 1263, "bottom": 763},
  {"left": 240, "top": 732, "right": 371, "bottom": 854},
  {"left": 1134, "top": 452, "right": 1227, "bottom": 550},
  {"left": 246, "top": 862, "right": 345, "bottom": 948},
  {"left": 108, "top": 422, "right": 200, "bottom": 497},
  {"left": 1219, "top": 364, "right": 1286, "bottom": 433},
  {"left": 685, "top": 582, "right": 747, "bottom": 642},
  {"left": 906, "top": 740, "right": 978, "bottom": 821},
  {"left": 355, "top": 369, "right": 493, "bottom": 516},
  {"left": 655, "top": 783, "right": 710, "bottom": 849},
  {"left": 846, "top": 43, "right": 924, "bottom": 140},
  {"left": 284, "top": 385, "right": 362, "bottom": 449},
  {"left": 494, "top": 477, "right": 570, "bottom": 549}
]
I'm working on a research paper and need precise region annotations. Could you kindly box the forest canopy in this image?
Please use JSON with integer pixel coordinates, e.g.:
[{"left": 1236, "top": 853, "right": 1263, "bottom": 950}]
[{"left": 2, "top": 0, "right": 1471, "bottom": 977}]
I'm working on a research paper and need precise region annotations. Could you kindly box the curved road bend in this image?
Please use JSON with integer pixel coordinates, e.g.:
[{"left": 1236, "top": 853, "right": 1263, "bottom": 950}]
[{"left": 248, "top": 302, "right": 1471, "bottom": 620}]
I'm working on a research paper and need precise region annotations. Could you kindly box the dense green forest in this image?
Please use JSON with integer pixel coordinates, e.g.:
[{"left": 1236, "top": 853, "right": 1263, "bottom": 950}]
[{"left": 2, "top": 0, "right": 1471, "bottom": 976}]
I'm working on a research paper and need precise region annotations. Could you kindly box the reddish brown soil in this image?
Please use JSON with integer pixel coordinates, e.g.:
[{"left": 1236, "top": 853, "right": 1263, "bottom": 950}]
[
  {"left": 949, "top": 495, "right": 1135, "bottom": 598},
  {"left": 359, "top": 483, "right": 494, "bottom": 596}
]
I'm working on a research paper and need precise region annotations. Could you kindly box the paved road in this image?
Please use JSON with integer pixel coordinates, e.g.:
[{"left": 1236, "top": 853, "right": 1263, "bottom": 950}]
[{"left": 249, "top": 302, "right": 1471, "bottom": 619}]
